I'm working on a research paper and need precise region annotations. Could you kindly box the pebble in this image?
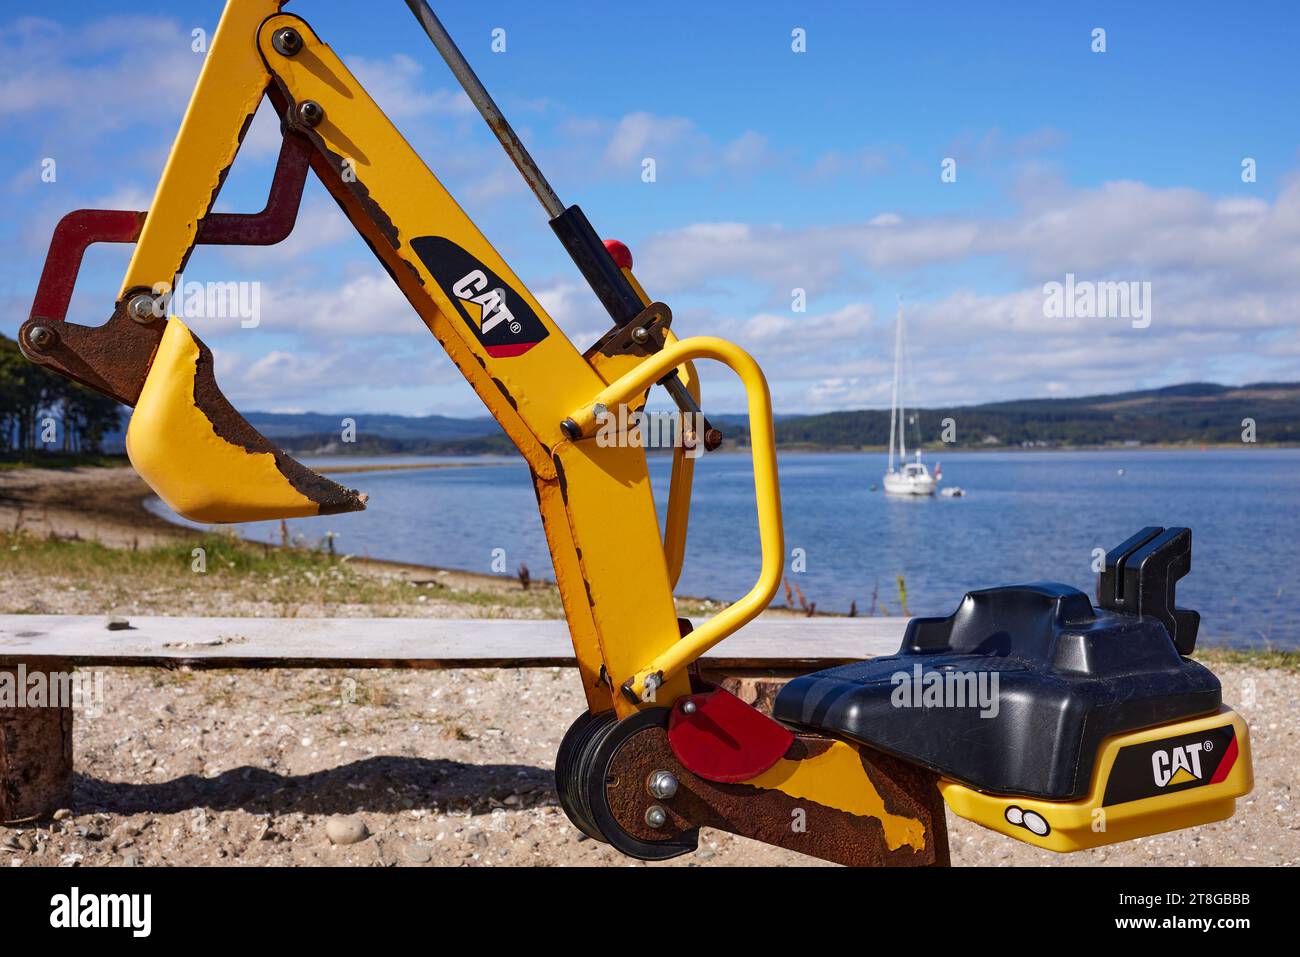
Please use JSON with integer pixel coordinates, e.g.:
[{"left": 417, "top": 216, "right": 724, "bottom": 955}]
[
  {"left": 52, "top": 808, "right": 72, "bottom": 821},
  {"left": 121, "top": 853, "right": 138, "bottom": 867},
  {"left": 325, "top": 816, "right": 369, "bottom": 845},
  {"left": 403, "top": 843, "right": 432, "bottom": 863},
  {"left": 105, "top": 616, "right": 131, "bottom": 631}
]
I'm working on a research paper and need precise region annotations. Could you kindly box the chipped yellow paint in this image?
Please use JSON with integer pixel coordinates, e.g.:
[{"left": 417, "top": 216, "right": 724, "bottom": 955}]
[
  {"left": 121, "top": 0, "right": 284, "bottom": 295},
  {"left": 259, "top": 13, "right": 691, "bottom": 715},
  {"left": 569, "top": 337, "right": 784, "bottom": 701},
  {"left": 126, "top": 319, "right": 319, "bottom": 523},
  {"left": 747, "top": 740, "right": 927, "bottom": 851}
]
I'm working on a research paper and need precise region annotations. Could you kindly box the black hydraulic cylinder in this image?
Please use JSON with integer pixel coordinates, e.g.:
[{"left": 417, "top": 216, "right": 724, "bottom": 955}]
[{"left": 549, "top": 204, "right": 645, "bottom": 327}]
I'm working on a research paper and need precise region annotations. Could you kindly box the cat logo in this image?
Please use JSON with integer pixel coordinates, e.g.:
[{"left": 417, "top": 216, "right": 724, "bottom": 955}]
[
  {"left": 1102, "top": 724, "right": 1238, "bottom": 806},
  {"left": 1152, "top": 742, "right": 1205, "bottom": 787},
  {"left": 410, "top": 236, "right": 550, "bottom": 358},
  {"left": 452, "top": 270, "right": 520, "bottom": 337}
]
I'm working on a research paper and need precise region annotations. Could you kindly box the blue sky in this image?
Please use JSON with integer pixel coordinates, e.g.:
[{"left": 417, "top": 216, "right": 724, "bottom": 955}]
[{"left": 3, "top": 1, "right": 1297, "bottom": 416}]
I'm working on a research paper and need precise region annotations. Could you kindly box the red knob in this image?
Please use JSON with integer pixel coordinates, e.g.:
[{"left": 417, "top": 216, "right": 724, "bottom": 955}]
[{"left": 603, "top": 238, "right": 633, "bottom": 270}]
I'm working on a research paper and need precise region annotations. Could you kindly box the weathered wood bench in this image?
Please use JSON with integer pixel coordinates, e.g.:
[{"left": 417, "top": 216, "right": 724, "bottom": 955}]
[{"left": 0, "top": 614, "right": 906, "bottom": 822}]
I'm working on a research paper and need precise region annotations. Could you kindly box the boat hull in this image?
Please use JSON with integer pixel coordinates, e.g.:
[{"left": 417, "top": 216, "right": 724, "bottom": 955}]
[{"left": 883, "top": 473, "right": 937, "bottom": 496}]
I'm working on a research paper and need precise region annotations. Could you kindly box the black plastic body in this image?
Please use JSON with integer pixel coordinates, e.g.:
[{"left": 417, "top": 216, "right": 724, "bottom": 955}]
[
  {"left": 774, "top": 583, "right": 1220, "bottom": 800},
  {"left": 773, "top": 527, "right": 1218, "bottom": 800}
]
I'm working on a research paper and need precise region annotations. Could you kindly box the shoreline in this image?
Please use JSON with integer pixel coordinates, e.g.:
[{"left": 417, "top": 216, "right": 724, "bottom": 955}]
[
  {"left": 0, "top": 465, "right": 537, "bottom": 599},
  {"left": 3, "top": 465, "right": 1297, "bottom": 654},
  {"left": 6, "top": 442, "right": 1295, "bottom": 478},
  {"left": 0, "top": 466, "right": 786, "bottom": 619}
]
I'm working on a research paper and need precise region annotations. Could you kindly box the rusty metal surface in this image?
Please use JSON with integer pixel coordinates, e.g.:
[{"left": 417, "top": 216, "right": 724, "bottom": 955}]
[
  {"left": 586, "top": 301, "right": 672, "bottom": 360},
  {"left": 27, "top": 209, "right": 145, "bottom": 327},
  {"left": 605, "top": 724, "right": 949, "bottom": 867},
  {"left": 195, "top": 130, "right": 312, "bottom": 246},
  {"left": 0, "top": 660, "right": 73, "bottom": 824},
  {"left": 19, "top": 111, "right": 363, "bottom": 515},
  {"left": 20, "top": 126, "right": 314, "bottom": 407},
  {"left": 20, "top": 303, "right": 163, "bottom": 407},
  {"left": 187, "top": 332, "right": 365, "bottom": 513}
]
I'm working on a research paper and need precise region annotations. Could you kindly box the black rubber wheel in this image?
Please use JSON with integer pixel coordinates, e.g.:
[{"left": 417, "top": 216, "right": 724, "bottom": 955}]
[
  {"left": 554, "top": 709, "right": 615, "bottom": 842},
  {"left": 584, "top": 707, "right": 698, "bottom": 861}
]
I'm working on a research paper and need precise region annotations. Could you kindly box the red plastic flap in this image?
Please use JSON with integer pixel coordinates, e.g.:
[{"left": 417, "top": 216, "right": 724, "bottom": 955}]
[{"left": 668, "top": 688, "right": 794, "bottom": 783}]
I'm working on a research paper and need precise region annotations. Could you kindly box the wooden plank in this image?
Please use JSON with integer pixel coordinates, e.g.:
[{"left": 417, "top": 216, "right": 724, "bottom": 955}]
[{"left": 0, "top": 614, "right": 906, "bottom": 670}]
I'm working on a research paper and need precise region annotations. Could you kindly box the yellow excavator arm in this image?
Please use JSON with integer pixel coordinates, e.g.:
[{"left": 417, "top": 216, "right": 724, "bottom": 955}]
[{"left": 19, "top": 0, "right": 766, "bottom": 720}]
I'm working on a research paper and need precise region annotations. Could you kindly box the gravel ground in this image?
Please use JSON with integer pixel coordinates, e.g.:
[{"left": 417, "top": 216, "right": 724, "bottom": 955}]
[{"left": 2, "top": 662, "right": 1292, "bottom": 868}]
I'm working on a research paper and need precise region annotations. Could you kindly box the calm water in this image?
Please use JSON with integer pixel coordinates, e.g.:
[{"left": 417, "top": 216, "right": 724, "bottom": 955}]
[{"left": 152, "top": 449, "right": 1300, "bottom": 649}]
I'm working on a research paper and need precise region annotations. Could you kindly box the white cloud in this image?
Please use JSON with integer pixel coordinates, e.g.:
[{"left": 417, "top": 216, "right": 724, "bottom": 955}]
[
  {"left": 199, "top": 168, "right": 1299, "bottom": 413},
  {"left": 639, "top": 174, "right": 1300, "bottom": 300},
  {"left": 592, "top": 111, "right": 777, "bottom": 178},
  {"left": 347, "top": 53, "right": 474, "bottom": 120},
  {"left": 0, "top": 16, "right": 203, "bottom": 140}
]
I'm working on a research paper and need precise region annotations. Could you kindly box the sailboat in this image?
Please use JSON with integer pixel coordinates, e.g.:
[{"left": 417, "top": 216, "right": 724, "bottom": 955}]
[{"left": 883, "top": 300, "right": 937, "bottom": 496}]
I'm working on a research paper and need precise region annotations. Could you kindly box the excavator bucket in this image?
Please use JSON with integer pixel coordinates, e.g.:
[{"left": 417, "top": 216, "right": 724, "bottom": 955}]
[
  {"left": 19, "top": 190, "right": 366, "bottom": 526},
  {"left": 125, "top": 318, "right": 366, "bottom": 523},
  {"left": 18, "top": 0, "right": 367, "bottom": 526},
  {"left": 21, "top": 299, "right": 366, "bottom": 525}
]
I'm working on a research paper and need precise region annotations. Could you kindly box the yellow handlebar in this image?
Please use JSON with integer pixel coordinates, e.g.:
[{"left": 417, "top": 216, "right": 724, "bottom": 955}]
[{"left": 564, "top": 335, "right": 784, "bottom": 702}]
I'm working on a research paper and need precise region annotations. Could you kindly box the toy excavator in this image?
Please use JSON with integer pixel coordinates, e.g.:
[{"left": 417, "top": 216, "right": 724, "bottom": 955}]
[{"left": 20, "top": 0, "right": 1252, "bottom": 865}]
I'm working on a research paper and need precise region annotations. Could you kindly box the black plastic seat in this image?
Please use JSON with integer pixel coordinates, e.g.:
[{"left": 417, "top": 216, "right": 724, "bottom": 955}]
[{"left": 772, "top": 528, "right": 1221, "bottom": 800}]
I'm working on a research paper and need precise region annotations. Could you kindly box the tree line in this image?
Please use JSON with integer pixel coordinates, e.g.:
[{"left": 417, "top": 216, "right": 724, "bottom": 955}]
[{"left": 1, "top": 332, "right": 122, "bottom": 454}]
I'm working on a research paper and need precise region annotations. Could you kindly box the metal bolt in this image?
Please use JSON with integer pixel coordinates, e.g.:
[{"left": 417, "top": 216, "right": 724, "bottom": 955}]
[
  {"left": 127, "top": 293, "right": 158, "bottom": 324},
  {"left": 631, "top": 326, "right": 650, "bottom": 345},
  {"left": 681, "top": 700, "right": 697, "bottom": 715},
  {"left": 560, "top": 417, "right": 582, "bottom": 441},
  {"left": 644, "top": 805, "right": 668, "bottom": 829},
  {"left": 647, "top": 770, "right": 679, "bottom": 800},
  {"left": 272, "top": 27, "right": 303, "bottom": 57},
  {"left": 592, "top": 402, "right": 608, "bottom": 419},
  {"left": 27, "top": 325, "right": 55, "bottom": 350},
  {"left": 297, "top": 100, "right": 325, "bottom": 127}
]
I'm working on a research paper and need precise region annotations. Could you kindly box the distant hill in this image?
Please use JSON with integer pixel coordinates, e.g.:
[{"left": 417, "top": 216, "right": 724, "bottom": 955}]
[
  {"left": 274, "top": 430, "right": 515, "bottom": 456},
  {"left": 772, "top": 382, "right": 1300, "bottom": 449},
  {"left": 242, "top": 411, "right": 498, "bottom": 442},
  {"left": 86, "top": 380, "right": 1300, "bottom": 454}
]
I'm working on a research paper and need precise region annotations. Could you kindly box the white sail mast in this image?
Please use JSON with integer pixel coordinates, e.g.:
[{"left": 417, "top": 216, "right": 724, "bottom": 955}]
[{"left": 888, "top": 299, "right": 904, "bottom": 472}]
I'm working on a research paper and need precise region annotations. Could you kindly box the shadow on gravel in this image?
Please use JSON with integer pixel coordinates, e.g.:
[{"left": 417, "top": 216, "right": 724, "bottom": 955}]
[{"left": 72, "top": 756, "right": 558, "bottom": 816}]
